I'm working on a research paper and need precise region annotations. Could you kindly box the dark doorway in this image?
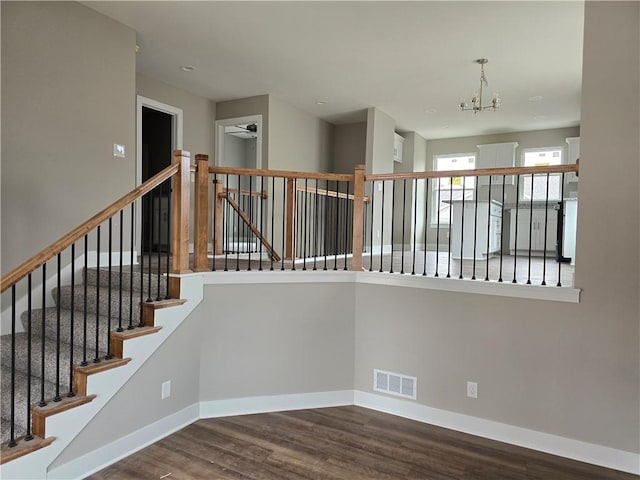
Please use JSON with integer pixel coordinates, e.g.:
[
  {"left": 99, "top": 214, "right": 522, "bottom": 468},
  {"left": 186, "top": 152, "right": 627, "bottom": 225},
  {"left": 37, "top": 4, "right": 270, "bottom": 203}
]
[{"left": 142, "top": 106, "right": 172, "bottom": 253}]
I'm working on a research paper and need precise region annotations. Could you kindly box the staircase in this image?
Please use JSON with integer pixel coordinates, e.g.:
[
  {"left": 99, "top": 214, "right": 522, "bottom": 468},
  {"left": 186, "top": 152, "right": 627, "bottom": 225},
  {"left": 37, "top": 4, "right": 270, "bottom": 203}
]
[{"left": 0, "top": 261, "right": 174, "bottom": 461}]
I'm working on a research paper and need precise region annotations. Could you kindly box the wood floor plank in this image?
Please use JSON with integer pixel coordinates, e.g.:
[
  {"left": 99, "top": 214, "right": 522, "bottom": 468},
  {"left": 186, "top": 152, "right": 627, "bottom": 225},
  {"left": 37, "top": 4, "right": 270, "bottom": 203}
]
[{"left": 86, "top": 406, "right": 638, "bottom": 480}]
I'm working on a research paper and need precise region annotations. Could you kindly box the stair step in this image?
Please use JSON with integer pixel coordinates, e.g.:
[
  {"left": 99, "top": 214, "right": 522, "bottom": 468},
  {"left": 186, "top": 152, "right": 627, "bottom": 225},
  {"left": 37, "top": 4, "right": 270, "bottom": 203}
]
[
  {"left": 54, "top": 285, "right": 144, "bottom": 325},
  {"left": 0, "top": 366, "right": 57, "bottom": 444},
  {"left": 21, "top": 307, "right": 114, "bottom": 351},
  {"left": 0, "top": 333, "right": 105, "bottom": 386},
  {"left": 85, "top": 266, "right": 168, "bottom": 299}
]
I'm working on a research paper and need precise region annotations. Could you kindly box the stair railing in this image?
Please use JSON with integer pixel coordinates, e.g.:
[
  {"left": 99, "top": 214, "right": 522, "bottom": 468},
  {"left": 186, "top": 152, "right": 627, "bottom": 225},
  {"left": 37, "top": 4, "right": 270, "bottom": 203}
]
[{"left": 0, "top": 150, "right": 191, "bottom": 456}]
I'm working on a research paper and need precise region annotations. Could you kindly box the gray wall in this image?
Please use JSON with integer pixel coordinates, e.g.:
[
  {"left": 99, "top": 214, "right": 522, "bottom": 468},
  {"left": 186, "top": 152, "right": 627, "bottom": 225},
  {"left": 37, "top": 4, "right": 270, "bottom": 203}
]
[
  {"left": 355, "top": 0, "right": 639, "bottom": 453},
  {"left": 137, "top": 74, "right": 216, "bottom": 158},
  {"left": 332, "top": 122, "right": 367, "bottom": 174},
  {"left": 199, "top": 283, "right": 355, "bottom": 401},
  {"left": 268, "top": 96, "right": 334, "bottom": 173},
  {"left": 1, "top": 1, "right": 136, "bottom": 275}
]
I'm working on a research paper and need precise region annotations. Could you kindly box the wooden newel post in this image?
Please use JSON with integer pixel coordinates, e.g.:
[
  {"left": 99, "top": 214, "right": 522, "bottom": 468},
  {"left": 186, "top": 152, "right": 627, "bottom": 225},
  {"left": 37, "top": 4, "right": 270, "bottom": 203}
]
[
  {"left": 351, "top": 164, "right": 365, "bottom": 271},
  {"left": 213, "top": 179, "right": 223, "bottom": 255},
  {"left": 285, "top": 177, "right": 296, "bottom": 260},
  {"left": 171, "top": 150, "right": 191, "bottom": 274},
  {"left": 193, "top": 154, "right": 210, "bottom": 272}
]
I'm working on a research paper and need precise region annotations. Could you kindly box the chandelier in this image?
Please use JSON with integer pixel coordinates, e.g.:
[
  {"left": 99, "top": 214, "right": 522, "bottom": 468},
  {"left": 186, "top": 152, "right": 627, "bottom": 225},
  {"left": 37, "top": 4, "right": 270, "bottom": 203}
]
[{"left": 459, "top": 58, "right": 500, "bottom": 113}]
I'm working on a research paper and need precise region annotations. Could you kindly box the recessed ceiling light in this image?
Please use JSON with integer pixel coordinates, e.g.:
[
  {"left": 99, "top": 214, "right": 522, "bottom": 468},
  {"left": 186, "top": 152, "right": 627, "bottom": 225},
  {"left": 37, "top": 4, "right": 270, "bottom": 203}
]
[
  {"left": 442, "top": 125, "right": 450, "bottom": 129},
  {"left": 180, "top": 65, "right": 195, "bottom": 72},
  {"left": 533, "top": 114, "right": 547, "bottom": 120},
  {"left": 425, "top": 108, "right": 437, "bottom": 114},
  {"left": 316, "top": 101, "right": 328, "bottom": 105},
  {"left": 529, "top": 95, "right": 543, "bottom": 102}
]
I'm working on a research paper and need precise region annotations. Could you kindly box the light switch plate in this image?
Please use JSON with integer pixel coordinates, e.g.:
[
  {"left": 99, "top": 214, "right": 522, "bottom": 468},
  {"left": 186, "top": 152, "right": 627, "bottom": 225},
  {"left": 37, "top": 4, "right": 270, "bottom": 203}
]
[
  {"left": 113, "top": 143, "right": 125, "bottom": 158},
  {"left": 161, "top": 380, "right": 171, "bottom": 399}
]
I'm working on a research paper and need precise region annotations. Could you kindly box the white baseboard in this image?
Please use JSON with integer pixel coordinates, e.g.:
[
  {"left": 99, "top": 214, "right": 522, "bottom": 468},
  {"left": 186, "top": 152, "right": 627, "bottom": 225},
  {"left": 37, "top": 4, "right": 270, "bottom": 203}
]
[
  {"left": 354, "top": 390, "right": 640, "bottom": 475},
  {"left": 47, "top": 403, "right": 199, "bottom": 480},
  {"left": 200, "top": 390, "right": 354, "bottom": 418}
]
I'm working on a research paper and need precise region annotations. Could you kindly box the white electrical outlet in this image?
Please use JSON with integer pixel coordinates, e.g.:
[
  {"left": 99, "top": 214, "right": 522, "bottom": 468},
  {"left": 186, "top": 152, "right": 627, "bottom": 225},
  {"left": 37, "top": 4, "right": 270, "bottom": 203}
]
[
  {"left": 467, "top": 381, "right": 478, "bottom": 399},
  {"left": 161, "top": 380, "right": 171, "bottom": 400},
  {"left": 113, "top": 143, "right": 125, "bottom": 158}
]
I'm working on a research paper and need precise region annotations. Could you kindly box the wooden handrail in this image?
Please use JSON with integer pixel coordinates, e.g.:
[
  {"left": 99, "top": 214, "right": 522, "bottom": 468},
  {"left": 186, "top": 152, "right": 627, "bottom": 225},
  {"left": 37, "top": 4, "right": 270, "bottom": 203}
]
[
  {"left": 295, "top": 185, "right": 371, "bottom": 204},
  {"left": 210, "top": 165, "right": 353, "bottom": 182},
  {"left": 1, "top": 162, "right": 180, "bottom": 293},
  {"left": 220, "top": 187, "right": 268, "bottom": 199},
  {"left": 366, "top": 164, "right": 578, "bottom": 182}
]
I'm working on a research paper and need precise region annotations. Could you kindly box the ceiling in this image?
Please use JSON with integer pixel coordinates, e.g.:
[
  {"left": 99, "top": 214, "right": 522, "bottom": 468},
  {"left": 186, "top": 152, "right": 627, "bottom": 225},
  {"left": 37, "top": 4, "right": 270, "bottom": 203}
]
[{"left": 85, "top": 1, "right": 584, "bottom": 140}]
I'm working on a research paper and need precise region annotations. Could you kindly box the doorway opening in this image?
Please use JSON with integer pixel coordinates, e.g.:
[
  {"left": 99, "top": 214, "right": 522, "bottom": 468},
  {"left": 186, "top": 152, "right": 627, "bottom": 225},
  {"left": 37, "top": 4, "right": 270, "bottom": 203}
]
[
  {"left": 136, "top": 96, "right": 183, "bottom": 256},
  {"left": 214, "top": 115, "right": 264, "bottom": 255}
]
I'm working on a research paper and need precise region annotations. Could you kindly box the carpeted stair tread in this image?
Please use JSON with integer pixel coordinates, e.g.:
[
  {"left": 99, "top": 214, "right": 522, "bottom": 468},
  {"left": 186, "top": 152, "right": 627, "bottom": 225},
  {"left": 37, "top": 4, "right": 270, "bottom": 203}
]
[
  {"left": 21, "top": 307, "right": 115, "bottom": 351},
  {"left": 0, "top": 333, "right": 105, "bottom": 384},
  {"left": 0, "top": 366, "right": 58, "bottom": 444},
  {"left": 54, "top": 285, "right": 143, "bottom": 324},
  {"left": 85, "top": 267, "right": 168, "bottom": 299}
]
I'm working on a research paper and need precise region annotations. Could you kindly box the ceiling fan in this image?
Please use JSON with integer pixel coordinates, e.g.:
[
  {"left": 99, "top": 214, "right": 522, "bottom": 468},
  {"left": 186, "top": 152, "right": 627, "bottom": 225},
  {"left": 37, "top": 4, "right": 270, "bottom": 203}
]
[{"left": 226, "top": 123, "right": 258, "bottom": 137}]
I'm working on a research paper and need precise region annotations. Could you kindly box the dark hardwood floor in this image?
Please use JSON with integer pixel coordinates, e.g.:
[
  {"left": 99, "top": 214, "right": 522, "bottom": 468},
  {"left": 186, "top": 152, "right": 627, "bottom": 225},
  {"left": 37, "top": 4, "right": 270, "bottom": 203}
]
[{"left": 87, "top": 406, "right": 636, "bottom": 480}]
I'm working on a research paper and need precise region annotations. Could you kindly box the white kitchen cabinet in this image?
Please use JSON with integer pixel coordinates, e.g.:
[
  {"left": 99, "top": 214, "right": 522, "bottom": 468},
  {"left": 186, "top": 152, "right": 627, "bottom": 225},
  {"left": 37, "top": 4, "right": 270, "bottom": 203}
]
[
  {"left": 449, "top": 200, "right": 503, "bottom": 260},
  {"left": 563, "top": 199, "right": 578, "bottom": 265},
  {"left": 509, "top": 207, "right": 558, "bottom": 255},
  {"left": 565, "top": 137, "right": 580, "bottom": 183},
  {"left": 394, "top": 133, "right": 404, "bottom": 163},
  {"left": 477, "top": 142, "right": 518, "bottom": 186}
]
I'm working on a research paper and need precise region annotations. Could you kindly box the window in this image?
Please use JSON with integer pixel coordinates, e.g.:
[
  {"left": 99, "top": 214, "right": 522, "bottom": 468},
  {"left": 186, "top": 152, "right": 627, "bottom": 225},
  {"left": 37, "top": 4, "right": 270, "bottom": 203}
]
[
  {"left": 521, "top": 148, "right": 563, "bottom": 201},
  {"left": 432, "top": 154, "right": 476, "bottom": 225}
]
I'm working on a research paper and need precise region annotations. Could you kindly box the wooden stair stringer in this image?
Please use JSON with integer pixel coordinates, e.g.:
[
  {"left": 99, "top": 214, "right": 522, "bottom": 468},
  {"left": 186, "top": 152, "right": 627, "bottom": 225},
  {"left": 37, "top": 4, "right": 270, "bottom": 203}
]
[{"left": 0, "top": 274, "right": 204, "bottom": 480}]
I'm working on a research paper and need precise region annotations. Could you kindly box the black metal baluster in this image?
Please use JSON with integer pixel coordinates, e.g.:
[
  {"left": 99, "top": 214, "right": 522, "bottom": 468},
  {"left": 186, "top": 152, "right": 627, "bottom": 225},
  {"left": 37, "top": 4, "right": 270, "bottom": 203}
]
[
  {"left": 302, "top": 178, "right": 308, "bottom": 270},
  {"left": 557, "top": 173, "right": 565, "bottom": 287},
  {"left": 344, "top": 182, "right": 350, "bottom": 271},
  {"left": 542, "top": 173, "right": 550, "bottom": 286},
  {"left": 380, "top": 181, "right": 385, "bottom": 273},
  {"left": 40, "top": 263, "right": 49, "bottom": 403},
  {"left": 472, "top": 176, "right": 479, "bottom": 280},
  {"left": 129, "top": 205, "right": 134, "bottom": 329},
  {"left": 292, "top": 181, "right": 298, "bottom": 271},
  {"left": 26, "top": 274, "right": 34, "bottom": 438},
  {"left": 9, "top": 286, "right": 17, "bottom": 447},
  {"left": 55, "top": 253, "right": 62, "bottom": 400},
  {"left": 390, "top": 180, "right": 396, "bottom": 274},
  {"left": 236, "top": 175, "right": 241, "bottom": 271},
  {"left": 334, "top": 181, "right": 340, "bottom": 271},
  {"left": 446, "top": 177, "right": 453, "bottom": 278},
  {"left": 248, "top": 176, "right": 253, "bottom": 271},
  {"left": 435, "top": 179, "right": 441, "bottom": 278},
  {"left": 513, "top": 175, "right": 521, "bottom": 283},
  {"left": 212, "top": 177, "right": 218, "bottom": 272},
  {"left": 106, "top": 219, "right": 113, "bottom": 358},
  {"left": 147, "top": 192, "right": 153, "bottom": 301},
  {"left": 165, "top": 179, "right": 171, "bottom": 298},
  {"left": 423, "top": 178, "right": 429, "bottom": 276},
  {"left": 324, "top": 180, "right": 330, "bottom": 271},
  {"left": 484, "top": 176, "right": 493, "bottom": 281},
  {"left": 118, "top": 210, "right": 124, "bottom": 332},
  {"left": 314, "top": 180, "right": 319, "bottom": 270},
  {"left": 369, "top": 181, "right": 375, "bottom": 272},
  {"left": 156, "top": 191, "right": 162, "bottom": 299},
  {"left": 94, "top": 228, "right": 101, "bottom": 363},
  {"left": 270, "top": 176, "right": 275, "bottom": 271},
  {"left": 459, "top": 176, "right": 466, "bottom": 279},
  {"left": 259, "top": 176, "right": 264, "bottom": 270},
  {"left": 526, "top": 174, "right": 534, "bottom": 284},
  {"left": 412, "top": 178, "right": 418, "bottom": 275},
  {"left": 82, "top": 236, "right": 89, "bottom": 365},
  {"left": 400, "top": 179, "right": 407, "bottom": 274},
  {"left": 281, "top": 177, "right": 286, "bottom": 271},
  {"left": 499, "top": 176, "right": 506, "bottom": 282},
  {"left": 225, "top": 175, "right": 230, "bottom": 271},
  {"left": 68, "top": 245, "right": 76, "bottom": 396}
]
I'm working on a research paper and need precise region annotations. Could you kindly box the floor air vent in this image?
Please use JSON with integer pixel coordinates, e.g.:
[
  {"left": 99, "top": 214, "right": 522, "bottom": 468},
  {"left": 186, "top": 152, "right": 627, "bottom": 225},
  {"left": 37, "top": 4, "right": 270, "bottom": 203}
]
[{"left": 373, "top": 369, "right": 417, "bottom": 400}]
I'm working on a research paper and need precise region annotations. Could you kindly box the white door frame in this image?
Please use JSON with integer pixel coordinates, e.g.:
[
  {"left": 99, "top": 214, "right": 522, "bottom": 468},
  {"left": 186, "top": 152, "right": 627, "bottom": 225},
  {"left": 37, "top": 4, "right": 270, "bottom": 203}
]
[
  {"left": 135, "top": 96, "right": 184, "bottom": 255},
  {"left": 214, "top": 114, "right": 263, "bottom": 168}
]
